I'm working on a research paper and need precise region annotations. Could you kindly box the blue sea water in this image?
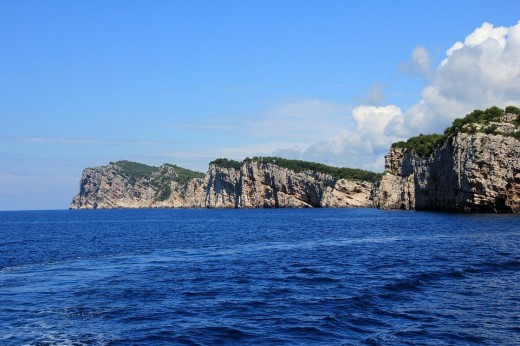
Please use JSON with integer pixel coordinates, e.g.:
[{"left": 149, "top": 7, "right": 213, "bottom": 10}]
[{"left": 0, "top": 208, "right": 519, "bottom": 345}]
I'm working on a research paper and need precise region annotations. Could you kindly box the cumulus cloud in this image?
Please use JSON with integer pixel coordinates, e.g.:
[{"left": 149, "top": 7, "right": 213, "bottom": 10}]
[
  {"left": 276, "top": 21, "right": 520, "bottom": 171},
  {"left": 402, "top": 46, "right": 431, "bottom": 77},
  {"left": 403, "top": 21, "right": 520, "bottom": 134},
  {"left": 173, "top": 22, "right": 520, "bottom": 172},
  {"left": 292, "top": 105, "right": 403, "bottom": 170}
]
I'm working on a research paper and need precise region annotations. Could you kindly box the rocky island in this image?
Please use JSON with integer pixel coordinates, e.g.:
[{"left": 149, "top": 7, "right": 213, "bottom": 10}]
[
  {"left": 71, "top": 106, "right": 520, "bottom": 213},
  {"left": 70, "top": 157, "right": 381, "bottom": 209}
]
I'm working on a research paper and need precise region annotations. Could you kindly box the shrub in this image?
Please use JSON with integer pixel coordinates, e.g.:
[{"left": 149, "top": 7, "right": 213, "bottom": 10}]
[
  {"left": 391, "top": 105, "right": 519, "bottom": 157},
  {"left": 484, "top": 124, "right": 498, "bottom": 135},
  {"left": 156, "top": 184, "right": 172, "bottom": 201},
  {"left": 209, "top": 158, "right": 243, "bottom": 170},
  {"left": 482, "top": 106, "right": 504, "bottom": 122},
  {"left": 392, "top": 133, "right": 444, "bottom": 157},
  {"left": 505, "top": 105, "right": 520, "bottom": 115},
  {"left": 250, "top": 156, "right": 383, "bottom": 182},
  {"left": 164, "top": 164, "right": 205, "bottom": 185},
  {"left": 114, "top": 160, "right": 157, "bottom": 178},
  {"left": 113, "top": 160, "right": 204, "bottom": 190}
]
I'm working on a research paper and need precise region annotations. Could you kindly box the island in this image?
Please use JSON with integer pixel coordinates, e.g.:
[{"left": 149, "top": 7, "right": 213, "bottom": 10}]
[{"left": 71, "top": 106, "right": 520, "bottom": 213}]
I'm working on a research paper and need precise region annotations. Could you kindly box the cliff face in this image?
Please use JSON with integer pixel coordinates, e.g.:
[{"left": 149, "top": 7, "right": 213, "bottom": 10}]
[
  {"left": 218, "top": 162, "right": 374, "bottom": 208},
  {"left": 70, "top": 161, "right": 376, "bottom": 209},
  {"left": 70, "top": 163, "right": 207, "bottom": 209},
  {"left": 377, "top": 122, "right": 520, "bottom": 213},
  {"left": 376, "top": 148, "right": 416, "bottom": 210},
  {"left": 71, "top": 112, "right": 519, "bottom": 212}
]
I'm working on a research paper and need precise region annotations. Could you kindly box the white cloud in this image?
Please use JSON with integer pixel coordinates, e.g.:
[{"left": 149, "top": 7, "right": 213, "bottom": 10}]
[
  {"left": 295, "top": 105, "right": 403, "bottom": 170},
  {"left": 407, "top": 21, "right": 520, "bottom": 134},
  {"left": 443, "top": 22, "right": 509, "bottom": 64},
  {"left": 402, "top": 46, "right": 431, "bottom": 77},
  {"left": 275, "top": 21, "right": 520, "bottom": 171},
  {"left": 152, "top": 22, "right": 520, "bottom": 173}
]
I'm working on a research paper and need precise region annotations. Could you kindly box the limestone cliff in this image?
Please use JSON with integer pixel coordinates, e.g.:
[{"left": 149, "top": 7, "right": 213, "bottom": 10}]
[
  {"left": 205, "top": 161, "right": 375, "bottom": 208},
  {"left": 70, "top": 160, "right": 377, "bottom": 209},
  {"left": 70, "top": 162, "right": 207, "bottom": 209},
  {"left": 71, "top": 108, "right": 519, "bottom": 212},
  {"left": 377, "top": 112, "right": 520, "bottom": 213}
]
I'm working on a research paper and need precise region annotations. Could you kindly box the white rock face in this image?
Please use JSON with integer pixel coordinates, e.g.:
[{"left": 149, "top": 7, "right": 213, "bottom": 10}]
[
  {"left": 70, "top": 164, "right": 207, "bottom": 209},
  {"left": 70, "top": 161, "right": 376, "bottom": 209},
  {"left": 236, "top": 162, "right": 373, "bottom": 208},
  {"left": 376, "top": 148, "right": 416, "bottom": 210},
  {"left": 377, "top": 120, "right": 520, "bottom": 213},
  {"left": 72, "top": 115, "right": 520, "bottom": 213},
  {"left": 204, "top": 165, "right": 241, "bottom": 208}
]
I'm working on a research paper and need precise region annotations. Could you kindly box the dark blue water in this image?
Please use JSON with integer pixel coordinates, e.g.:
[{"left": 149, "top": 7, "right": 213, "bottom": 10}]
[{"left": 1, "top": 209, "right": 519, "bottom": 345}]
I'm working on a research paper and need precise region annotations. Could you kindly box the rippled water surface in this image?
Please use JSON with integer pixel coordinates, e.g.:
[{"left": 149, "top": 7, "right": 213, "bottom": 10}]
[{"left": 1, "top": 208, "right": 519, "bottom": 345}]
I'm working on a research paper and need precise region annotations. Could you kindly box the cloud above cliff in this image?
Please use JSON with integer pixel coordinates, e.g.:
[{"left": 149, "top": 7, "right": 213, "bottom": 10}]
[
  {"left": 401, "top": 21, "right": 520, "bottom": 134},
  {"left": 401, "top": 46, "right": 431, "bottom": 78},
  {"left": 128, "top": 21, "right": 520, "bottom": 173},
  {"left": 275, "top": 105, "right": 403, "bottom": 171},
  {"left": 276, "top": 21, "right": 520, "bottom": 171}
]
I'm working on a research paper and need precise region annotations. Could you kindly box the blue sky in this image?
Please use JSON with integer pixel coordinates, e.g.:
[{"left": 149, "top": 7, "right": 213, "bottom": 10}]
[{"left": 1, "top": 1, "right": 520, "bottom": 210}]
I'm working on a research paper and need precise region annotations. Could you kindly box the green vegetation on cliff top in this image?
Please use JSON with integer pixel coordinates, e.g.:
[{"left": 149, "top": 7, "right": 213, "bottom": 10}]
[
  {"left": 113, "top": 160, "right": 157, "bottom": 178},
  {"left": 209, "top": 158, "right": 242, "bottom": 170},
  {"left": 110, "top": 161, "right": 204, "bottom": 201},
  {"left": 163, "top": 164, "right": 205, "bottom": 185},
  {"left": 252, "top": 157, "right": 383, "bottom": 182},
  {"left": 392, "top": 106, "right": 520, "bottom": 157},
  {"left": 102, "top": 106, "right": 520, "bottom": 187},
  {"left": 210, "top": 157, "right": 382, "bottom": 182},
  {"left": 111, "top": 160, "right": 204, "bottom": 182}
]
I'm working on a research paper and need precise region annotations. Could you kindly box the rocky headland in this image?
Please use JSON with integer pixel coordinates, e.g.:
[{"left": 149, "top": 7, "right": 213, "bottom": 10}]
[
  {"left": 376, "top": 107, "right": 520, "bottom": 213},
  {"left": 70, "top": 106, "right": 520, "bottom": 213},
  {"left": 70, "top": 158, "right": 380, "bottom": 209}
]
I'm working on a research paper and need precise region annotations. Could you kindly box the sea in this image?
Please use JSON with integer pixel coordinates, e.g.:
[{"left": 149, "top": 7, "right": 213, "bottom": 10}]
[{"left": 0, "top": 208, "right": 519, "bottom": 345}]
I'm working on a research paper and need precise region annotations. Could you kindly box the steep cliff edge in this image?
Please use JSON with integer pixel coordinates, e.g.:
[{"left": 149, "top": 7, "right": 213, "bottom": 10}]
[
  {"left": 70, "top": 158, "right": 380, "bottom": 209},
  {"left": 205, "top": 160, "right": 377, "bottom": 208},
  {"left": 71, "top": 108, "right": 519, "bottom": 212},
  {"left": 70, "top": 161, "right": 207, "bottom": 209},
  {"left": 377, "top": 107, "right": 520, "bottom": 212}
]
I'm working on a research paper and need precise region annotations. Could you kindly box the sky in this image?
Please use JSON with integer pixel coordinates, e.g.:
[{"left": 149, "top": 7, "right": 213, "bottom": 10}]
[{"left": 1, "top": 1, "right": 520, "bottom": 210}]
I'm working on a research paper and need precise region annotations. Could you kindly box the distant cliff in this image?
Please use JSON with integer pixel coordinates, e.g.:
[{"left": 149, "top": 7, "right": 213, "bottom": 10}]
[
  {"left": 376, "top": 107, "right": 520, "bottom": 212},
  {"left": 70, "top": 158, "right": 380, "bottom": 209},
  {"left": 71, "top": 107, "right": 520, "bottom": 212},
  {"left": 69, "top": 161, "right": 207, "bottom": 209}
]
